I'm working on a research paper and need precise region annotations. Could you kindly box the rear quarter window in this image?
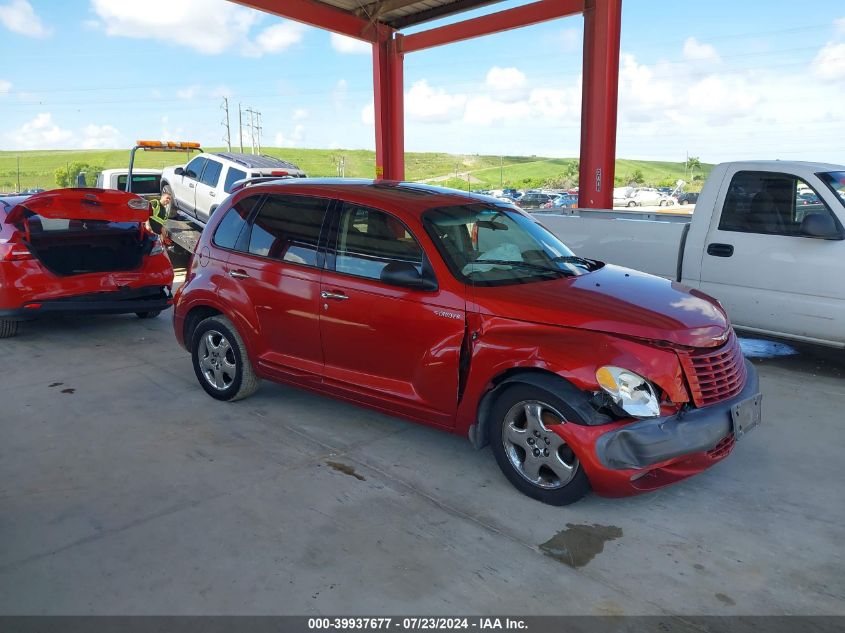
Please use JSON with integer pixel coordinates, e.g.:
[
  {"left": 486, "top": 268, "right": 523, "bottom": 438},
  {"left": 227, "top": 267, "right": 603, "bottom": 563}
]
[{"left": 224, "top": 167, "right": 247, "bottom": 193}]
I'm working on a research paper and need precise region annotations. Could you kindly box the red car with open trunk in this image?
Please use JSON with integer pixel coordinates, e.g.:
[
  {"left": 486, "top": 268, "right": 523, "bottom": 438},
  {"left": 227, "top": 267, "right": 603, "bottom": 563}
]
[
  {"left": 0, "top": 188, "right": 174, "bottom": 338},
  {"left": 173, "top": 179, "right": 761, "bottom": 505}
]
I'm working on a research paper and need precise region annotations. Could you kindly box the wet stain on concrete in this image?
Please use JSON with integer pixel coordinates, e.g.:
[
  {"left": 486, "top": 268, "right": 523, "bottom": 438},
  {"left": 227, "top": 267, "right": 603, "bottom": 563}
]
[
  {"left": 60, "top": 388, "right": 75, "bottom": 394},
  {"left": 694, "top": 563, "right": 705, "bottom": 570},
  {"left": 715, "top": 592, "right": 736, "bottom": 606},
  {"left": 326, "top": 461, "right": 366, "bottom": 481},
  {"left": 48, "top": 382, "right": 63, "bottom": 388},
  {"left": 539, "top": 523, "right": 623, "bottom": 568}
]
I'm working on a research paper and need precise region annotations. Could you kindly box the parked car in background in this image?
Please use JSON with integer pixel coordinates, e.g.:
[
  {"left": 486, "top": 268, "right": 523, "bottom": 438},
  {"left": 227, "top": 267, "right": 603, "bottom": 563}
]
[
  {"left": 517, "top": 192, "right": 557, "bottom": 209},
  {"left": 0, "top": 189, "right": 174, "bottom": 338},
  {"left": 174, "top": 179, "right": 759, "bottom": 506},
  {"left": 97, "top": 168, "right": 163, "bottom": 200},
  {"left": 677, "top": 192, "right": 699, "bottom": 205},
  {"left": 538, "top": 161, "right": 845, "bottom": 349},
  {"left": 545, "top": 193, "right": 578, "bottom": 209},
  {"left": 161, "top": 152, "right": 306, "bottom": 226}
]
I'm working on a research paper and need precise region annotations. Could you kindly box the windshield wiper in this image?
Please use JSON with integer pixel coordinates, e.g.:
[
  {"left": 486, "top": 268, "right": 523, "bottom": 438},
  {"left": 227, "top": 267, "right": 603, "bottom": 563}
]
[
  {"left": 468, "top": 259, "right": 573, "bottom": 276},
  {"left": 548, "top": 255, "right": 601, "bottom": 270}
]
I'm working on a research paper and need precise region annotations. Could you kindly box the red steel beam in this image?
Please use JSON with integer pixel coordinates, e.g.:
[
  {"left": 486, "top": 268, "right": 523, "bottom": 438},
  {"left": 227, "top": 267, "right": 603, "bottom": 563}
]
[
  {"left": 578, "top": 0, "right": 622, "bottom": 209},
  {"left": 401, "top": 0, "right": 583, "bottom": 53},
  {"left": 230, "top": 0, "right": 379, "bottom": 41},
  {"left": 373, "top": 33, "right": 405, "bottom": 180}
]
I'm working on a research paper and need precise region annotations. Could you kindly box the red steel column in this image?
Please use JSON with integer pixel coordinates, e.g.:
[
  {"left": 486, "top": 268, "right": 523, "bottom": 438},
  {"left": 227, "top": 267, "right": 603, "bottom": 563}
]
[
  {"left": 372, "top": 32, "right": 405, "bottom": 180},
  {"left": 578, "top": 0, "right": 622, "bottom": 208}
]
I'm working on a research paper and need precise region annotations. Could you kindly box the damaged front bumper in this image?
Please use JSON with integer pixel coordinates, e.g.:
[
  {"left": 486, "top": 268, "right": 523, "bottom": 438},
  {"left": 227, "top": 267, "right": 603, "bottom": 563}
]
[
  {"left": 0, "top": 285, "right": 173, "bottom": 321},
  {"left": 594, "top": 360, "right": 760, "bottom": 470}
]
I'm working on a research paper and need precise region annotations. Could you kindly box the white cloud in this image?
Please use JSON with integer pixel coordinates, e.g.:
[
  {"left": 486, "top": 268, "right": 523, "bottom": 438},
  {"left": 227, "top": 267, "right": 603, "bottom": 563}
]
[
  {"left": 330, "top": 32, "right": 370, "bottom": 55},
  {"left": 250, "top": 21, "right": 306, "bottom": 56},
  {"left": 485, "top": 66, "right": 527, "bottom": 92},
  {"left": 406, "top": 80, "right": 467, "bottom": 122},
  {"left": 8, "top": 113, "right": 74, "bottom": 149},
  {"left": 812, "top": 42, "right": 845, "bottom": 81},
  {"left": 682, "top": 37, "right": 720, "bottom": 63},
  {"left": 559, "top": 27, "right": 580, "bottom": 52},
  {"left": 274, "top": 124, "right": 305, "bottom": 147},
  {"left": 292, "top": 108, "right": 309, "bottom": 121},
  {"left": 0, "top": 0, "right": 51, "bottom": 38},
  {"left": 835, "top": 17, "right": 845, "bottom": 36},
  {"left": 80, "top": 123, "right": 122, "bottom": 149},
  {"left": 177, "top": 85, "right": 200, "bottom": 100},
  {"left": 464, "top": 95, "right": 530, "bottom": 126},
  {"left": 0, "top": 79, "right": 11, "bottom": 94},
  {"left": 361, "top": 100, "right": 374, "bottom": 125}
]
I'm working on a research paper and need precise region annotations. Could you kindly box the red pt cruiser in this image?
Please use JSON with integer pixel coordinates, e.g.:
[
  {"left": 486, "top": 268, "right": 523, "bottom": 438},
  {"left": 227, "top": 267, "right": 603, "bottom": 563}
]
[{"left": 174, "top": 180, "right": 761, "bottom": 505}]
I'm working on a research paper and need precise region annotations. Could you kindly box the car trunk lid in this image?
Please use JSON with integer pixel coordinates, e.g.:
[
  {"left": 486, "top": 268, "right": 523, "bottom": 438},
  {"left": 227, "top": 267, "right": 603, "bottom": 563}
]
[{"left": 4, "top": 188, "right": 151, "bottom": 225}]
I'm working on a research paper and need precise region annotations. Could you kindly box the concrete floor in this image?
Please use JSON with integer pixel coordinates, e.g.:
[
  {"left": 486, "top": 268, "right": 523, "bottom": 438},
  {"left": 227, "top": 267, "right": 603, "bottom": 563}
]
[{"left": 1, "top": 301, "right": 843, "bottom": 615}]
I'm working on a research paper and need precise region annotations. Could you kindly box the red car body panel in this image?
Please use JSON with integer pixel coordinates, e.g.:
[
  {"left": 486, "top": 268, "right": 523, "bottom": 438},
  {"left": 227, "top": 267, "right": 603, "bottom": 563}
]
[
  {"left": 1, "top": 189, "right": 174, "bottom": 319},
  {"left": 175, "top": 180, "right": 752, "bottom": 498}
]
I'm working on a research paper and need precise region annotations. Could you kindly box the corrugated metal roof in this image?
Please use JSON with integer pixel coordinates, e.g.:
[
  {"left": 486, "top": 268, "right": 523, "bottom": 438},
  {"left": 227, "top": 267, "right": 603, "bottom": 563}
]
[{"left": 317, "top": 0, "right": 503, "bottom": 29}]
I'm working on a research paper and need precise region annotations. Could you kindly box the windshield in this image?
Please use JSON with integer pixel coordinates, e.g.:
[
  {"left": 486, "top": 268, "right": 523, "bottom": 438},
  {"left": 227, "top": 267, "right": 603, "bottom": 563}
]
[
  {"left": 819, "top": 171, "right": 845, "bottom": 207},
  {"left": 423, "top": 204, "right": 602, "bottom": 286},
  {"left": 118, "top": 174, "right": 162, "bottom": 195}
]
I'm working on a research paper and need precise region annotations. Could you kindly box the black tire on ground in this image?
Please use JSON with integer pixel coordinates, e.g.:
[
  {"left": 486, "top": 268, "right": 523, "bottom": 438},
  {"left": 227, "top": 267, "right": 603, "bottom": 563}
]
[
  {"left": 191, "top": 315, "right": 260, "bottom": 402},
  {"left": 489, "top": 383, "right": 591, "bottom": 506},
  {"left": 0, "top": 320, "right": 19, "bottom": 338},
  {"left": 627, "top": 201, "right": 636, "bottom": 207},
  {"left": 161, "top": 184, "right": 177, "bottom": 219},
  {"left": 135, "top": 311, "right": 161, "bottom": 319}
]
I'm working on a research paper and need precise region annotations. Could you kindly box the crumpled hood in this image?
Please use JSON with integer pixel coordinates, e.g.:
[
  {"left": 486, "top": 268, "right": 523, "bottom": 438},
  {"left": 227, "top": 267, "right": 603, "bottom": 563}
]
[{"left": 471, "top": 264, "right": 729, "bottom": 348}]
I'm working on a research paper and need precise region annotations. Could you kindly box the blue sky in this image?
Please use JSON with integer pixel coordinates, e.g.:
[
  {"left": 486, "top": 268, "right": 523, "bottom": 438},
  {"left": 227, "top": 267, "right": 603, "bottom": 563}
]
[{"left": 1, "top": 0, "right": 844, "bottom": 163}]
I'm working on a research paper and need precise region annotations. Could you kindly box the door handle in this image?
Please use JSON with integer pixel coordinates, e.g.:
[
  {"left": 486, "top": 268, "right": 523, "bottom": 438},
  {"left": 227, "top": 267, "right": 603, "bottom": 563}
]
[
  {"left": 321, "top": 290, "right": 349, "bottom": 301},
  {"left": 707, "top": 243, "right": 734, "bottom": 257},
  {"left": 189, "top": 183, "right": 195, "bottom": 189},
  {"left": 209, "top": 191, "right": 216, "bottom": 197},
  {"left": 228, "top": 269, "right": 250, "bottom": 279}
]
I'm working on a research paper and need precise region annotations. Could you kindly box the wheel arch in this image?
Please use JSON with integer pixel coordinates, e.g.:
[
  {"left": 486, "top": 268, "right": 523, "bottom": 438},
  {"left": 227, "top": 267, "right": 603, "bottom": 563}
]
[
  {"left": 183, "top": 304, "right": 223, "bottom": 353},
  {"left": 469, "top": 368, "right": 609, "bottom": 449}
]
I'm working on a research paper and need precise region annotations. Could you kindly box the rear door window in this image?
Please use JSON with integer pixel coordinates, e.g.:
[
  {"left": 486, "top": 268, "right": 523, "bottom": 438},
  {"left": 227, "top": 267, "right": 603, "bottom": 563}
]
[
  {"left": 247, "top": 195, "right": 329, "bottom": 266},
  {"left": 213, "top": 195, "right": 261, "bottom": 251},
  {"left": 199, "top": 160, "right": 223, "bottom": 188},
  {"left": 117, "top": 174, "right": 162, "bottom": 194},
  {"left": 224, "top": 167, "right": 247, "bottom": 193}
]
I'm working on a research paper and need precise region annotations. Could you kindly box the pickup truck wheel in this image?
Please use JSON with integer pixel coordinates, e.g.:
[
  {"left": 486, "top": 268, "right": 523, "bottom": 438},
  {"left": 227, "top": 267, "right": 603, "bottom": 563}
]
[
  {"left": 0, "top": 320, "right": 19, "bottom": 338},
  {"left": 627, "top": 201, "right": 636, "bottom": 208},
  {"left": 489, "top": 384, "right": 590, "bottom": 505},
  {"left": 161, "top": 184, "right": 176, "bottom": 219},
  {"left": 191, "top": 316, "right": 260, "bottom": 402}
]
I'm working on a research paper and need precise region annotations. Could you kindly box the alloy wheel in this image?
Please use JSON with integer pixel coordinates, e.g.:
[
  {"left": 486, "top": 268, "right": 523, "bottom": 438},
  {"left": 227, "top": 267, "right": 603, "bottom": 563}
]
[{"left": 197, "top": 329, "right": 237, "bottom": 391}]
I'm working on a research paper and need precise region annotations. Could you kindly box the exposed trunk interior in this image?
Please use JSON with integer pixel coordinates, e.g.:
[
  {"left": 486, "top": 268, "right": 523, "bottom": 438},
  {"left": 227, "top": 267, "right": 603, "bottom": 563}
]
[{"left": 26, "top": 221, "right": 148, "bottom": 276}]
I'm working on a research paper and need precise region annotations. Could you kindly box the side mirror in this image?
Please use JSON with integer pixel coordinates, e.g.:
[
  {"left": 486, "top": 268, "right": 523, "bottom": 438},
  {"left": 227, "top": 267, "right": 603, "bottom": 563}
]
[
  {"left": 800, "top": 213, "right": 843, "bottom": 240},
  {"left": 174, "top": 167, "right": 185, "bottom": 176},
  {"left": 380, "top": 261, "right": 437, "bottom": 291}
]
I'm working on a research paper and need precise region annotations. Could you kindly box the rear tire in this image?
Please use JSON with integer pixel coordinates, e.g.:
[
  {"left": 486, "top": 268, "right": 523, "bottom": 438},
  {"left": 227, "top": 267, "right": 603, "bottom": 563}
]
[
  {"left": 0, "top": 320, "right": 19, "bottom": 338},
  {"left": 136, "top": 311, "right": 161, "bottom": 319},
  {"left": 627, "top": 201, "right": 636, "bottom": 208},
  {"left": 489, "top": 384, "right": 591, "bottom": 506},
  {"left": 191, "top": 316, "right": 260, "bottom": 401}
]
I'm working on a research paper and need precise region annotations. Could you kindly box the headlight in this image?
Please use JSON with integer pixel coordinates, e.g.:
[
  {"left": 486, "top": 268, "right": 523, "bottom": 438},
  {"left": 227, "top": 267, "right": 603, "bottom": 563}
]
[{"left": 595, "top": 366, "right": 661, "bottom": 418}]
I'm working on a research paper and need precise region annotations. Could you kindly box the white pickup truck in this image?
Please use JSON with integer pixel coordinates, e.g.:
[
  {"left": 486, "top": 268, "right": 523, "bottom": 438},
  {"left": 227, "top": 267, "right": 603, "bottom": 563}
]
[{"left": 536, "top": 161, "right": 845, "bottom": 349}]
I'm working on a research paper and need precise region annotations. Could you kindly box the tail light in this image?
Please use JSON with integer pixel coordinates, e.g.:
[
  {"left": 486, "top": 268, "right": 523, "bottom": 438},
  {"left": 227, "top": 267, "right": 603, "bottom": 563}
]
[{"left": 0, "top": 239, "right": 33, "bottom": 261}]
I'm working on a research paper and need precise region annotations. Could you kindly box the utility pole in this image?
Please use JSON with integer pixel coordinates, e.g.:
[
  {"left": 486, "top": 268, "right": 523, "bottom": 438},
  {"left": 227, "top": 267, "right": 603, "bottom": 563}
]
[
  {"left": 256, "top": 111, "right": 262, "bottom": 154},
  {"left": 221, "top": 98, "right": 231, "bottom": 151},
  {"left": 245, "top": 107, "right": 258, "bottom": 154},
  {"left": 238, "top": 103, "right": 244, "bottom": 153}
]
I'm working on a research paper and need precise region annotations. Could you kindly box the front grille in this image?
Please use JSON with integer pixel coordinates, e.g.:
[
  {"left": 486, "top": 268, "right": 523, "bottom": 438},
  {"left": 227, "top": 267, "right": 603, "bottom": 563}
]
[{"left": 680, "top": 330, "right": 747, "bottom": 407}]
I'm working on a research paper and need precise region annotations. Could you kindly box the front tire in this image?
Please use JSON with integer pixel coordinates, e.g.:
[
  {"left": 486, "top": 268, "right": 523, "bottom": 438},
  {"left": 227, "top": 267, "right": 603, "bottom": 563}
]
[
  {"left": 191, "top": 316, "right": 260, "bottom": 401},
  {"left": 627, "top": 201, "right": 636, "bottom": 208},
  {"left": 0, "top": 320, "right": 19, "bottom": 338},
  {"left": 489, "top": 384, "right": 590, "bottom": 505}
]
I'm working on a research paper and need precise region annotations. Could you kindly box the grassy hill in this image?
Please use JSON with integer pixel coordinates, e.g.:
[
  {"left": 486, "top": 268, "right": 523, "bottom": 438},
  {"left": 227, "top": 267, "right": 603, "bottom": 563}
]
[{"left": 0, "top": 147, "right": 711, "bottom": 192}]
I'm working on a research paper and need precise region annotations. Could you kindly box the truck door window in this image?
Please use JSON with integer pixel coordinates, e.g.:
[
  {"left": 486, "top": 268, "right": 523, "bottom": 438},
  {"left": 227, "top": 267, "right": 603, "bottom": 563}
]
[
  {"left": 334, "top": 204, "right": 424, "bottom": 281},
  {"left": 185, "top": 157, "right": 207, "bottom": 181},
  {"left": 719, "top": 171, "right": 838, "bottom": 237},
  {"left": 247, "top": 194, "right": 329, "bottom": 266},
  {"left": 199, "top": 160, "right": 222, "bottom": 188}
]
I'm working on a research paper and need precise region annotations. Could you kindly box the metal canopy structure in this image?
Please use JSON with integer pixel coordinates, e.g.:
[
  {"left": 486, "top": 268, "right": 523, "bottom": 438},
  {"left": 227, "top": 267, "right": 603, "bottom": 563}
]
[{"left": 231, "top": 0, "right": 622, "bottom": 208}]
